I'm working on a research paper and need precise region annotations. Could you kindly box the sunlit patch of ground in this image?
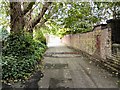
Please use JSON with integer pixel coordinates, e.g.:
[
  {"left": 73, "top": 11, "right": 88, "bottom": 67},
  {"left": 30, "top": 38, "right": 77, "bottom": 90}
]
[{"left": 46, "top": 35, "right": 64, "bottom": 47}]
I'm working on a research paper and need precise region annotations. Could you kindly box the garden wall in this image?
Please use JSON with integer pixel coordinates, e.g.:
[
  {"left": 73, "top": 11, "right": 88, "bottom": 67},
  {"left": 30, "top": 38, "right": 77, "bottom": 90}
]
[{"left": 62, "top": 24, "right": 112, "bottom": 60}]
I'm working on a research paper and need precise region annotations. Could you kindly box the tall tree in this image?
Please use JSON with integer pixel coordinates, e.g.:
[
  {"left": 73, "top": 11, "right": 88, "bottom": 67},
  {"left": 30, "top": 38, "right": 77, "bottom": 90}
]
[{"left": 9, "top": 2, "right": 52, "bottom": 34}]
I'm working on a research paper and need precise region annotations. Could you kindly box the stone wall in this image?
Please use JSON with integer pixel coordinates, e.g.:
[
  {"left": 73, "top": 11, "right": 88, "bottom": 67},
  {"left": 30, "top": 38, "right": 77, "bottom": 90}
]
[
  {"left": 62, "top": 24, "right": 111, "bottom": 59},
  {"left": 62, "top": 20, "right": 120, "bottom": 75}
]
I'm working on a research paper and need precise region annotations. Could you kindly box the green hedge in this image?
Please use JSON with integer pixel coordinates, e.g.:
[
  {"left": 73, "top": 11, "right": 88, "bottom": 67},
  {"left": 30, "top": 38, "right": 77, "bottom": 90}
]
[
  {"left": 2, "top": 33, "right": 47, "bottom": 83},
  {"left": 34, "top": 29, "right": 46, "bottom": 45}
]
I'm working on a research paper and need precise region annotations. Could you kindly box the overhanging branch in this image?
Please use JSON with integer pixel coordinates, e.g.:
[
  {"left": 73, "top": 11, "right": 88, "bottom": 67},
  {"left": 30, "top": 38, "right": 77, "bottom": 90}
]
[
  {"left": 36, "top": 19, "right": 47, "bottom": 28},
  {"left": 23, "top": 2, "right": 35, "bottom": 15},
  {"left": 30, "top": 2, "right": 52, "bottom": 29},
  {"left": 35, "top": 5, "right": 53, "bottom": 28}
]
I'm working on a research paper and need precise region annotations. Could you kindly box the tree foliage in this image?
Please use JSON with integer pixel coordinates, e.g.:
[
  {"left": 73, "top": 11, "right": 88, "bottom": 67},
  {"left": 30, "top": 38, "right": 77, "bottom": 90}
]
[
  {"left": 48, "top": 2, "right": 98, "bottom": 36},
  {"left": 64, "top": 3, "right": 96, "bottom": 33},
  {"left": 47, "top": 2, "right": 120, "bottom": 36},
  {"left": 93, "top": 2, "right": 120, "bottom": 22},
  {"left": 0, "top": 2, "right": 10, "bottom": 29}
]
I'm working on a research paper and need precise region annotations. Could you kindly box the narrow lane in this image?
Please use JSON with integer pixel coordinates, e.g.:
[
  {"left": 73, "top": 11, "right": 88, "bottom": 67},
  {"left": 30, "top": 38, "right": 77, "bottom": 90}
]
[{"left": 38, "top": 43, "right": 119, "bottom": 88}]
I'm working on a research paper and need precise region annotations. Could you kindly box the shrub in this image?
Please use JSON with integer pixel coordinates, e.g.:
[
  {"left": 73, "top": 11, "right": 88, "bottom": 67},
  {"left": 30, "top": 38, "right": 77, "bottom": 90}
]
[
  {"left": 0, "top": 26, "right": 9, "bottom": 41},
  {"left": 34, "top": 29, "right": 46, "bottom": 45},
  {"left": 2, "top": 32, "right": 47, "bottom": 83},
  {"left": 2, "top": 55, "right": 37, "bottom": 81}
]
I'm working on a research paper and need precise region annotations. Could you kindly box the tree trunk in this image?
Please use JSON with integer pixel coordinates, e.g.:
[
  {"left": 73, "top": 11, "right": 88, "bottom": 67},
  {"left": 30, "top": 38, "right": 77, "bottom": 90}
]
[
  {"left": 10, "top": 2, "right": 24, "bottom": 33},
  {"left": 9, "top": 2, "right": 51, "bottom": 36}
]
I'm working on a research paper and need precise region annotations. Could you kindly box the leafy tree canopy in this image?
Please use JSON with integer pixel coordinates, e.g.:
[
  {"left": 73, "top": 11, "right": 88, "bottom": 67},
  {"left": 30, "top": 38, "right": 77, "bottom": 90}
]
[{"left": 1, "top": 1, "right": 120, "bottom": 37}]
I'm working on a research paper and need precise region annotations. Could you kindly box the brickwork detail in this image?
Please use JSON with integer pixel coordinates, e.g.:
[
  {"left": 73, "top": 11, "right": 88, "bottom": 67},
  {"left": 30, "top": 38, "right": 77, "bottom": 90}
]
[{"left": 62, "top": 25, "right": 111, "bottom": 59}]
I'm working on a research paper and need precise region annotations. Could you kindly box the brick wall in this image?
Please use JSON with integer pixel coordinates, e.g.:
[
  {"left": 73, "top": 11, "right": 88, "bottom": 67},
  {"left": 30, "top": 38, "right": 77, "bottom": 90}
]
[
  {"left": 62, "top": 24, "right": 112, "bottom": 59},
  {"left": 61, "top": 20, "right": 120, "bottom": 75}
]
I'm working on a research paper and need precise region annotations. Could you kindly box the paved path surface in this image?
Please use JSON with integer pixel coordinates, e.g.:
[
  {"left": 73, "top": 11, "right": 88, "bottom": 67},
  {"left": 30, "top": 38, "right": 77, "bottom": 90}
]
[{"left": 38, "top": 43, "right": 119, "bottom": 88}]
